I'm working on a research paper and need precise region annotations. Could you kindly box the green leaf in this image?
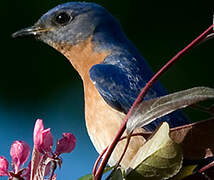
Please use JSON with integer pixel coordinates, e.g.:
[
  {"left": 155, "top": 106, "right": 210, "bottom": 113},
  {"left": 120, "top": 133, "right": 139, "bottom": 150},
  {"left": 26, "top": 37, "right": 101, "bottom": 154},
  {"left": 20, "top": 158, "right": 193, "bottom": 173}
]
[
  {"left": 78, "top": 174, "right": 93, "bottom": 180},
  {"left": 104, "top": 166, "right": 114, "bottom": 173},
  {"left": 170, "top": 165, "right": 197, "bottom": 180},
  {"left": 127, "top": 87, "right": 214, "bottom": 133},
  {"left": 110, "top": 168, "right": 124, "bottom": 180},
  {"left": 140, "top": 118, "right": 214, "bottom": 160},
  {"left": 126, "top": 122, "right": 183, "bottom": 180},
  {"left": 78, "top": 166, "right": 113, "bottom": 180}
]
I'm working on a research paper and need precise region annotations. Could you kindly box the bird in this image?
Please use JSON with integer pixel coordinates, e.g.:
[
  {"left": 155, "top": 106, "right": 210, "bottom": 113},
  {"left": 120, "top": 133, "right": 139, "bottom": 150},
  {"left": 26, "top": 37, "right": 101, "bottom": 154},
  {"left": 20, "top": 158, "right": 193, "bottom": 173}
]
[{"left": 12, "top": 2, "right": 189, "bottom": 169}]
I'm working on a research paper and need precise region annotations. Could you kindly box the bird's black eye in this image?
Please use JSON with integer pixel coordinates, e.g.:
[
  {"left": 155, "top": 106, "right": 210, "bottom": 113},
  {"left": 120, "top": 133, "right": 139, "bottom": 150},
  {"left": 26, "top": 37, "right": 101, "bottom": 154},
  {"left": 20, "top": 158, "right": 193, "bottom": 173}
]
[{"left": 55, "top": 12, "right": 72, "bottom": 26}]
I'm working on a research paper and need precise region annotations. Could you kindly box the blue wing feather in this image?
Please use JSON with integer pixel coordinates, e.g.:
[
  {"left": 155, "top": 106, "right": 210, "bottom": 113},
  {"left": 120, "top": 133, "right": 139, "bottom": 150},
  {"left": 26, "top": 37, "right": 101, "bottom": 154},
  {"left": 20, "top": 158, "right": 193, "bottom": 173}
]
[
  {"left": 89, "top": 53, "right": 189, "bottom": 131},
  {"left": 90, "top": 64, "right": 138, "bottom": 113}
]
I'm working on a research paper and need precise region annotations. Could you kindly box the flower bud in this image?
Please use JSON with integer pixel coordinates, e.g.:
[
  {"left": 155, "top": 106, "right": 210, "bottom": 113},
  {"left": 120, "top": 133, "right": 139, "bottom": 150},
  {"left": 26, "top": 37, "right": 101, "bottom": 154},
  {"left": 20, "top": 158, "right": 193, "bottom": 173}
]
[
  {"left": 10, "top": 141, "right": 30, "bottom": 174},
  {"left": 0, "top": 156, "right": 9, "bottom": 176},
  {"left": 55, "top": 133, "right": 76, "bottom": 155},
  {"left": 33, "top": 119, "right": 53, "bottom": 154}
]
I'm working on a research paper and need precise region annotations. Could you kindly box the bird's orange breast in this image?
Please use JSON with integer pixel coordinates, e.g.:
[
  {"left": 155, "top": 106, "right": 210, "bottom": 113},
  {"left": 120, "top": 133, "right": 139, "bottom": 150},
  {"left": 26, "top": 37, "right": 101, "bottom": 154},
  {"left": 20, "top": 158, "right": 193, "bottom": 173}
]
[{"left": 52, "top": 36, "right": 146, "bottom": 168}]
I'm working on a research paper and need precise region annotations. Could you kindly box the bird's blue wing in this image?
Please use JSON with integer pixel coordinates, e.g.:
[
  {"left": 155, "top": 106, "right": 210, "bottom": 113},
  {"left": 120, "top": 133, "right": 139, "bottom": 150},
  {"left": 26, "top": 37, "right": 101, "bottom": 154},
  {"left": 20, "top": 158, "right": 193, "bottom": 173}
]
[
  {"left": 90, "top": 63, "right": 139, "bottom": 113},
  {"left": 89, "top": 54, "right": 189, "bottom": 130}
]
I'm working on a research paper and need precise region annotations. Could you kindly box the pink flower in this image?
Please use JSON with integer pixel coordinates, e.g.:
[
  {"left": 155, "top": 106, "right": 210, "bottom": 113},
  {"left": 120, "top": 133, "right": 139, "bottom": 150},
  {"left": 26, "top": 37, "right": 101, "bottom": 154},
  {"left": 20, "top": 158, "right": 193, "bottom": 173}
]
[
  {"left": 33, "top": 119, "right": 53, "bottom": 154},
  {"left": 55, "top": 133, "right": 76, "bottom": 155},
  {"left": 10, "top": 141, "right": 30, "bottom": 174},
  {"left": 0, "top": 141, "right": 30, "bottom": 178},
  {"left": 0, "top": 119, "right": 76, "bottom": 180},
  {"left": 0, "top": 156, "right": 9, "bottom": 176}
]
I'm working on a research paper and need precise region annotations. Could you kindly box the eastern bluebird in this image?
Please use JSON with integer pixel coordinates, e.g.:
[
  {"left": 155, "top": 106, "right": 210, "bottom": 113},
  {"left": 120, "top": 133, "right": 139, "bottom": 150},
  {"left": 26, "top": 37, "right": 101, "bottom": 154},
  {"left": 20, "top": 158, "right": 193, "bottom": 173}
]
[{"left": 13, "top": 2, "right": 189, "bottom": 168}]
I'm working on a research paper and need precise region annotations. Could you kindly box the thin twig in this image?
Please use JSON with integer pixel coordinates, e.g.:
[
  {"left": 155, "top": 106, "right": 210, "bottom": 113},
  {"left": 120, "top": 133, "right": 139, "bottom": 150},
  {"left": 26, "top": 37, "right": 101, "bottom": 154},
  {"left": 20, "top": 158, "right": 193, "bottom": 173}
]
[
  {"left": 116, "top": 134, "right": 131, "bottom": 168},
  {"left": 93, "top": 147, "right": 108, "bottom": 175},
  {"left": 92, "top": 132, "right": 151, "bottom": 177},
  {"left": 199, "top": 161, "right": 214, "bottom": 173},
  {"left": 119, "top": 132, "right": 151, "bottom": 142},
  {"left": 95, "top": 136, "right": 129, "bottom": 180},
  {"left": 93, "top": 24, "right": 214, "bottom": 180},
  {"left": 49, "top": 161, "right": 57, "bottom": 180}
]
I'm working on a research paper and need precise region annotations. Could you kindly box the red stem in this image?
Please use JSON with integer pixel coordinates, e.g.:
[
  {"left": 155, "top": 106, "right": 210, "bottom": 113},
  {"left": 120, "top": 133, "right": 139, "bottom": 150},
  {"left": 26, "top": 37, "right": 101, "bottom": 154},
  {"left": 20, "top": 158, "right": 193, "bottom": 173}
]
[
  {"left": 92, "top": 132, "right": 151, "bottom": 176},
  {"left": 199, "top": 161, "right": 214, "bottom": 173},
  {"left": 94, "top": 24, "right": 214, "bottom": 180},
  {"left": 92, "top": 147, "right": 107, "bottom": 175}
]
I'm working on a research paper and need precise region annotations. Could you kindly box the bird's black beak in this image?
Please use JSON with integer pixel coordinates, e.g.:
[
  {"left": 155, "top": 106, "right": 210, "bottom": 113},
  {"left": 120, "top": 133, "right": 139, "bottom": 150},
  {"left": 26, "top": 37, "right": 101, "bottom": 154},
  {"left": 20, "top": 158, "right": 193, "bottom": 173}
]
[{"left": 12, "top": 26, "right": 49, "bottom": 38}]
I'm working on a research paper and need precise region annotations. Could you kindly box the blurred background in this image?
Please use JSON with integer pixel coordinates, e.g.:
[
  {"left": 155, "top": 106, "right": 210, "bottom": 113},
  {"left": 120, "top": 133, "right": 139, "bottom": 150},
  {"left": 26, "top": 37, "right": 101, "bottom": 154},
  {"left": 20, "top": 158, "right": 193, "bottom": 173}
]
[{"left": 0, "top": 0, "right": 214, "bottom": 179}]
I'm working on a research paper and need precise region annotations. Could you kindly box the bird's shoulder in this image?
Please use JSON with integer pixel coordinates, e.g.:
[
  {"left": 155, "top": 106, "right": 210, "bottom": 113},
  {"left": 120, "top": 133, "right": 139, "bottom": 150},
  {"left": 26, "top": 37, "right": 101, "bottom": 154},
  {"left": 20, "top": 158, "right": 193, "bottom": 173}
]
[{"left": 89, "top": 53, "right": 158, "bottom": 113}]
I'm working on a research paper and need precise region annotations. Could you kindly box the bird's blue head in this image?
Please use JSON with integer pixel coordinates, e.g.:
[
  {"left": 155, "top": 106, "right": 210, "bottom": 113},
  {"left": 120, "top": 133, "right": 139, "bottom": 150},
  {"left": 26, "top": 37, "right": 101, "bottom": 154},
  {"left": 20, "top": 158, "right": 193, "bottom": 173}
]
[{"left": 12, "top": 2, "right": 117, "bottom": 47}]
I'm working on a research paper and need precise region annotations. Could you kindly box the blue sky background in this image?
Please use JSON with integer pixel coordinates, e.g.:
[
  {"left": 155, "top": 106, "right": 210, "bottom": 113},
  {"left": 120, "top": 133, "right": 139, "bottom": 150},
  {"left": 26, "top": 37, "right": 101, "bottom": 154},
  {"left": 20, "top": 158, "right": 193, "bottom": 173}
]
[{"left": 0, "top": 85, "right": 98, "bottom": 179}]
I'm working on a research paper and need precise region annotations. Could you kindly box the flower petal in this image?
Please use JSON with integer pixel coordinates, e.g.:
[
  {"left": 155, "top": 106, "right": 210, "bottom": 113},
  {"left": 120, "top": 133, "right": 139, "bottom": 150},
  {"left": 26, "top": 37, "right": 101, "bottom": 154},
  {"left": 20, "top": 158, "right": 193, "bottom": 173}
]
[
  {"left": 41, "top": 128, "right": 53, "bottom": 153},
  {"left": 33, "top": 119, "right": 53, "bottom": 154},
  {"left": 10, "top": 141, "right": 30, "bottom": 174},
  {"left": 33, "top": 119, "right": 44, "bottom": 146},
  {"left": 55, "top": 133, "right": 76, "bottom": 155},
  {"left": 0, "top": 156, "right": 9, "bottom": 176}
]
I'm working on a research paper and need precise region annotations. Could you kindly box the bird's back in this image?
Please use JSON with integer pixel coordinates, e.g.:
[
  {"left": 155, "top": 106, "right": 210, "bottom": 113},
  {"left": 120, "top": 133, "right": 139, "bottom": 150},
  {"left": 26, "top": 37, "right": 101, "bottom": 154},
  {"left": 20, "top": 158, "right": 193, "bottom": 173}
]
[{"left": 89, "top": 15, "right": 189, "bottom": 130}]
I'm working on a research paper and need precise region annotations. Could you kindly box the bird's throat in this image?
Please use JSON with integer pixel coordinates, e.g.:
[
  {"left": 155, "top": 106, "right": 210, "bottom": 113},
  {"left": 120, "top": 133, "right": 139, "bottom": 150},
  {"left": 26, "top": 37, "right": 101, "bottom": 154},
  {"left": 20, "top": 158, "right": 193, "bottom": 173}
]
[{"left": 52, "top": 36, "right": 110, "bottom": 79}]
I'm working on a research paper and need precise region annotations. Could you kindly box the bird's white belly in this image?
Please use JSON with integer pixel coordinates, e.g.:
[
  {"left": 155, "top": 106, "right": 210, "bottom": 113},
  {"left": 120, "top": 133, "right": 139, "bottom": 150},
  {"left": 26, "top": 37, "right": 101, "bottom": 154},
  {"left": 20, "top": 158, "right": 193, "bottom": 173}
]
[{"left": 84, "top": 81, "right": 146, "bottom": 168}]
